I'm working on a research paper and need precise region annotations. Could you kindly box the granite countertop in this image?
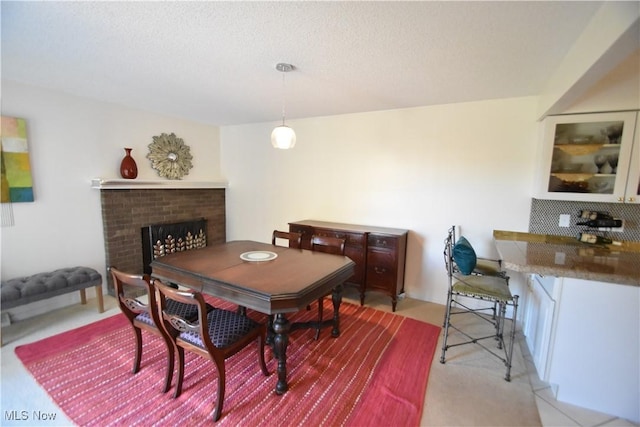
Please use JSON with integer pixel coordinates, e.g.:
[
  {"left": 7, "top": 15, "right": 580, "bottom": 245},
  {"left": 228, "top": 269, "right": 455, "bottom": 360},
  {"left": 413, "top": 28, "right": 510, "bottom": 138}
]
[{"left": 493, "top": 230, "right": 640, "bottom": 287}]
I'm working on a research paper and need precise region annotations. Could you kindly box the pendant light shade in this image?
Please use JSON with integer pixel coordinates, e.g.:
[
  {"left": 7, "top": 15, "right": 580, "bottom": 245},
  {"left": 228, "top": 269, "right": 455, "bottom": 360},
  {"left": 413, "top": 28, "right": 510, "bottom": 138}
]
[
  {"left": 271, "top": 125, "right": 296, "bottom": 149},
  {"left": 272, "top": 63, "right": 296, "bottom": 149}
]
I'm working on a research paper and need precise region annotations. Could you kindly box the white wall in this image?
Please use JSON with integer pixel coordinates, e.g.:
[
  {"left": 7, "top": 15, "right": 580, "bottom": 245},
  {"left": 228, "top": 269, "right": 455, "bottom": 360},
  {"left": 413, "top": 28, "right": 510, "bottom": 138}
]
[
  {"left": 1, "top": 81, "right": 220, "bottom": 318},
  {"left": 221, "top": 97, "right": 539, "bottom": 305}
]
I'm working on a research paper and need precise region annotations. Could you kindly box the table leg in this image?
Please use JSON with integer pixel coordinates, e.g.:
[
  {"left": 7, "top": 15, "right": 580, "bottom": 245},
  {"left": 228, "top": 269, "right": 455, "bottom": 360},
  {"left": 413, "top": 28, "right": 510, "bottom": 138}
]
[
  {"left": 273, "top": 313, "right": 291, "bottom": 395},
  {"left": 266, "top": 314, "right": 274, "bottom": 346},
  {"left": 331, "top": 284, "right": 343, "bottom": 338}
]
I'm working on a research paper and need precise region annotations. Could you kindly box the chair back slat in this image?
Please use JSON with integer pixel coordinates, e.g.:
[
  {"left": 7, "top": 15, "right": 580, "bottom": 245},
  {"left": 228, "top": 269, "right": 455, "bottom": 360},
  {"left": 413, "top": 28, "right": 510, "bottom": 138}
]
[
  {"left": 310, "top": 235, "right": 346, "bottom": 255},
  {"left": 154, "top": 279, "right": 213, "bottom": 348},
  {"left": 167, "top": 316, "right": 198, "bottom": 334},
  {"left": 272, "top": 230, "right": 302, "bottom": 248},
  {"left": 109, "top": 267, "right": 161, "bottom": 324},
  {"left": 122, "top": 298, "right": 147, "bottom": 313}
]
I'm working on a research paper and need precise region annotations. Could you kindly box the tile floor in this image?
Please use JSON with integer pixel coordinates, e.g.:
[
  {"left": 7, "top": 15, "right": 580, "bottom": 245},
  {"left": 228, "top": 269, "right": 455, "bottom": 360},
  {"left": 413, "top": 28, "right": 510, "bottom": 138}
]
[
  {"left": 349, "top": 289, "right": 639, "bottom": 427},
  {"left": 1, "top": 290, "right": 638, "bottom": 426}
]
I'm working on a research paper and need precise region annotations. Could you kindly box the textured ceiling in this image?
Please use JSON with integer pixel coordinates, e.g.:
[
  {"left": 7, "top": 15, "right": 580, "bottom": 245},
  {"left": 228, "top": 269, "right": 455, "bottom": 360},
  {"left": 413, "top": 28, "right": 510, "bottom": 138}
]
[{"left": 2, "top": 1, "right": 605, "bottom": 126}]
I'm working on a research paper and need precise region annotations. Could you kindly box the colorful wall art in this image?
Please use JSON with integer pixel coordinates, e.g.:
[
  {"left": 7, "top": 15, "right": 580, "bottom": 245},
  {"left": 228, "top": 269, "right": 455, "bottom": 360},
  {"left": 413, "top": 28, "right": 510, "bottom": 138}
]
[{"left": 1, "top": 116, "right": 34, "bottom": 202}]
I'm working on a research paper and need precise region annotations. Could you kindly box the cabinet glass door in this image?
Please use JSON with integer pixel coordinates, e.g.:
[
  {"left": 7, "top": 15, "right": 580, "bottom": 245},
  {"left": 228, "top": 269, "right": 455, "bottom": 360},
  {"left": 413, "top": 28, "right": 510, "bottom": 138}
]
[{"left": 538, "top": 112, "right": 638, "bottom": 202}]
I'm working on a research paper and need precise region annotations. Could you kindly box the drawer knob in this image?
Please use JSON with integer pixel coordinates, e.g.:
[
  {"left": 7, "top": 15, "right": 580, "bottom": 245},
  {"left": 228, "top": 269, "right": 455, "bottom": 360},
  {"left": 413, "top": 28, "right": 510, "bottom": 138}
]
[
  {"left": 374, "top": 267, "right": 387, "bottom": 274},
  {"left": 377, "top": 240, "right": 387, "bottom": 246}
]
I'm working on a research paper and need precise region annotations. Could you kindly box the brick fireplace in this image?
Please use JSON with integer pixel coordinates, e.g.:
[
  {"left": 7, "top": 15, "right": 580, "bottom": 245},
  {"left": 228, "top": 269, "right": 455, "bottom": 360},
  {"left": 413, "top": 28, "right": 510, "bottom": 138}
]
[{"left": 99, "top": 187, "right": 226, "bottom": 294}]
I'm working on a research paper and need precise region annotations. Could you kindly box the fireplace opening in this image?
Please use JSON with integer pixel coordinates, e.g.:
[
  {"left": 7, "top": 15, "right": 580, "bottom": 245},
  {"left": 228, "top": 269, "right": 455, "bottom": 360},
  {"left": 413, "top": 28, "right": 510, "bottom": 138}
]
[{"left": 141, "top": 218, "right": 208, "bottom": 275}]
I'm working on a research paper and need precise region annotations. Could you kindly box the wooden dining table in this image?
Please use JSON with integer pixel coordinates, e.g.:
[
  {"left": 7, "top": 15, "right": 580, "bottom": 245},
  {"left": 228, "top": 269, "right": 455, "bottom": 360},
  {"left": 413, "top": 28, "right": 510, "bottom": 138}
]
[{"left": 150, "top": 240, "right": 355, "bottom": 394}]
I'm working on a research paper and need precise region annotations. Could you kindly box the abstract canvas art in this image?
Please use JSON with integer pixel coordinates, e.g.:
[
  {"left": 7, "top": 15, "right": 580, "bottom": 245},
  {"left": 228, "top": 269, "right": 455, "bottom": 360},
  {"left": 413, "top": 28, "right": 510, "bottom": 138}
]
[{"left": 1, "top": 116, "right": 34, "bottom": 202}]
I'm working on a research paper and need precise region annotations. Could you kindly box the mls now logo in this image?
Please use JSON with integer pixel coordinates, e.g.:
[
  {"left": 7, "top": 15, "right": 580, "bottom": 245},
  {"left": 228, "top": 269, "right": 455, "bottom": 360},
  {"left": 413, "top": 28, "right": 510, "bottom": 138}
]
[{"left": 4, "top": 410, "right": 57, "bottom": 421}]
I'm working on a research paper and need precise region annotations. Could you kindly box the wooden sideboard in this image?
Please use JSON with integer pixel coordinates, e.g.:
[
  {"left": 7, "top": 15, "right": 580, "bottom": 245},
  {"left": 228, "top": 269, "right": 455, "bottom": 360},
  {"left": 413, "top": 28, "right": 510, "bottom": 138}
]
[{"left": 289, "top": 220, "right": 408, "bottom": 311}]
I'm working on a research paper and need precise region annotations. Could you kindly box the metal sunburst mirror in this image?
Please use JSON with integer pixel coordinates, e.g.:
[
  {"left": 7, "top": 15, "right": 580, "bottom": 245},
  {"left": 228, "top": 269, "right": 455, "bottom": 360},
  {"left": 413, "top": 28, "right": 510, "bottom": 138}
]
[{"left": 147, "top": 133, "right": 193, "bottom": 180}]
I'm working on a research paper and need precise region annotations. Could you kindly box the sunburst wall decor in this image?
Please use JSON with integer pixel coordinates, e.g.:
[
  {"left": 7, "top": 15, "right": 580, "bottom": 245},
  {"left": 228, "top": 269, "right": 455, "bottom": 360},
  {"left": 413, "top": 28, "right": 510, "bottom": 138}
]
[{"left": 147, "top": 133, "right": 193, "bottom": 180}]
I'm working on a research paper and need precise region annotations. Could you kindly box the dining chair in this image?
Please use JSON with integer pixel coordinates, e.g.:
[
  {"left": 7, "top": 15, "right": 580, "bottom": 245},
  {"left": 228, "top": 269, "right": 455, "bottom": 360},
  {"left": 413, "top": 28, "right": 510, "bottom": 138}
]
[
  {"left": 310, "top": 235, "right": 346, "bottom": 339},
  {"left": 109, "top": 266, "right": 204, "bottom": 393},
  {"left": 440, "top": 228, "right": 519, "bottom": 381},
  {"left": 266, "top": 230, "right": 304, "bottom": 338},
  {"left": 272, "top": 230, "right": 302, "bottom": 248},
  {"left": 153, "top": 279, "right": 269, "bottom": 422}
]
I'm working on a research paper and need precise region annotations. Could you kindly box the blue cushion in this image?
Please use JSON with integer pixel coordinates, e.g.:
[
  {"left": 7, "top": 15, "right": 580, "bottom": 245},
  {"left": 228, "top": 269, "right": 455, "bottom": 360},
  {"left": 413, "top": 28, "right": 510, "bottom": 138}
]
[{"left": 453, "top": 236, "right": 477, "bottom": 275}]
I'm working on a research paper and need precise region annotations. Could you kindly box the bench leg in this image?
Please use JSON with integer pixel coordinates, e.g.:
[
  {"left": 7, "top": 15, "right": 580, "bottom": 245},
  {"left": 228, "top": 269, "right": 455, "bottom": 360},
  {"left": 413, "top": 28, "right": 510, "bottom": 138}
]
[
  {"left": 95, "top": 284, "right": 105, "bottom": 313},
  {"left": 79, "top": 286, "right": 104, "bottom": 313}
]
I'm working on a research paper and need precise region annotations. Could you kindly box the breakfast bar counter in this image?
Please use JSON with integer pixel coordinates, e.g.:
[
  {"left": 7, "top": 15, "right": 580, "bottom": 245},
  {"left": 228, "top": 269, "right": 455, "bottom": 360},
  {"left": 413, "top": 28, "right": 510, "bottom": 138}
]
[
  {"left": 493, "top": 230, "right": 640, "bottom": 423},
  {"left": 493, "top": 230, "right": 640, "bottom": 286}
]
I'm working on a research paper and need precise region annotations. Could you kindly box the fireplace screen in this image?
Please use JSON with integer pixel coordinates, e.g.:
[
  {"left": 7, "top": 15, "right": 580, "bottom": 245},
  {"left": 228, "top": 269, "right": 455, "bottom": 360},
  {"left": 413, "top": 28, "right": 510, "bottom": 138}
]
[{"left": 141, "top": 218, "right": 207, "bottom": 274}]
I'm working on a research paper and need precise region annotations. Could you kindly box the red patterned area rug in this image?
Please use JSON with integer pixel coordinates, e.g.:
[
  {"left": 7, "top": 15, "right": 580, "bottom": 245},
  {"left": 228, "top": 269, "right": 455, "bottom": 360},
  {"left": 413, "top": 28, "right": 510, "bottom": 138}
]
[{"left": 15, "top": 298, "right": 440, "bottom": 426}]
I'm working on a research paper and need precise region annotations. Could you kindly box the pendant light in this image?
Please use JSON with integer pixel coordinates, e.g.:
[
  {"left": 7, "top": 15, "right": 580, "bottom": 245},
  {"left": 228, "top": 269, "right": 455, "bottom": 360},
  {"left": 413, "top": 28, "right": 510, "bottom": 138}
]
[{"left": 271, "top": 63, "right": 296, "bottom": 149}]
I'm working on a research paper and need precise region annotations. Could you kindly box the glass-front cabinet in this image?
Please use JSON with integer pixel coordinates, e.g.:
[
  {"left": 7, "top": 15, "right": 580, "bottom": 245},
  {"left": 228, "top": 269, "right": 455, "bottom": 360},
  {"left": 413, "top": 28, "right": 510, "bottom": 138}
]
[{"left": 537, "top": 111, "right": 639, "bottom": 203}]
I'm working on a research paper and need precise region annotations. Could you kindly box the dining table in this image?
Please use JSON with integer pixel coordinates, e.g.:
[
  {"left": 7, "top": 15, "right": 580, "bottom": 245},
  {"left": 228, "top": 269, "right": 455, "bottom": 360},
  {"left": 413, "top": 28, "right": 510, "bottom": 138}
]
[{"left": 150, "top": 240, "right": 355, "bottom": 395}]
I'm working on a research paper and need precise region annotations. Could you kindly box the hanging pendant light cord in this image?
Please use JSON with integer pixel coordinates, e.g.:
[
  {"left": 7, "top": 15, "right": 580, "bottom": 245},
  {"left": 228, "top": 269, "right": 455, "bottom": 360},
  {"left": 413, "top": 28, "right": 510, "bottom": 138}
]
[
  {"left": 271, "top": 63, "right": 296, "bottom": 149},
  {"left": 280, "top": 71, "right": 286, "bottom": 126}
]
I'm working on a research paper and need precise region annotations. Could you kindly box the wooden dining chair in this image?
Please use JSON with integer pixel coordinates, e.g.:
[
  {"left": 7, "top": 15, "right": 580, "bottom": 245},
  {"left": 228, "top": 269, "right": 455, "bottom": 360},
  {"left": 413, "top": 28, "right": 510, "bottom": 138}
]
[
  {"left": 311, "top": 235, "right": 346, "bottom": 255},
  {"left": 109, "top": 266, "right": 204, "bottom": 393},
  {"left": 310, "top": 235, "right": 346, "bottom": 339},
  {"left": 153, "top": 279, "right": 269, "bottom": 422},
  {"left": 264, "top": 230, "right": 304, "bottom": 338},
  {"left": 272, "top": 230, "right": 302, "bottom": 248}
]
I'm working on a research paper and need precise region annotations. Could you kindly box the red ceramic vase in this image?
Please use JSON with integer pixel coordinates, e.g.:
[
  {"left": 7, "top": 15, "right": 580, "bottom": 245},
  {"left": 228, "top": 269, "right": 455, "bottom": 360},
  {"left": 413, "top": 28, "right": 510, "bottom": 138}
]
[{"left": 120, "top": 148, "right": 138, "bottom": 179}]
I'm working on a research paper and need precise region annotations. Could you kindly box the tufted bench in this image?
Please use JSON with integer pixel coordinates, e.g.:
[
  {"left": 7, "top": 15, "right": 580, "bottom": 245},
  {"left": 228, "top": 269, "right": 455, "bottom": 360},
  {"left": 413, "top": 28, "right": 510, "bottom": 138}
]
[{"left": 1, "top": 267, "right": 104, "bottom": 313}]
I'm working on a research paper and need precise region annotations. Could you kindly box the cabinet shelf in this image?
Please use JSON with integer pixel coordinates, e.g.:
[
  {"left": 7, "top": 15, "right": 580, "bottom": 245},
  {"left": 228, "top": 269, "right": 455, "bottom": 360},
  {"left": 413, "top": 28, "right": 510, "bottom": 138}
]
[
  {"left": 550, "top": 173, "right": 617, "bottom": 182},
  {"left": 554, "top": 143, "right": 620, "bottom": 156},
  {"left": 550, "top": 173, "right": 594, "bottom": 182},
  {"left": 555, "top": 144, "right": 603, "bottom": 156}
]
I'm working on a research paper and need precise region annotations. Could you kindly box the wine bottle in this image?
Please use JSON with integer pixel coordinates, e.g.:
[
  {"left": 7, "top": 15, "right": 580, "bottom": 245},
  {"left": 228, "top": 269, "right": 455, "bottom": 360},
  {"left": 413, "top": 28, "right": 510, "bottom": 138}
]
[
  {"left": 578, "top": 210, "right": 612, "bottom": 220},
  {"left": 578, "top": 233, "right": 622, "bottom": 246},
  {"left": 576, "top": 218, "right": 623, "bottom": 228}
]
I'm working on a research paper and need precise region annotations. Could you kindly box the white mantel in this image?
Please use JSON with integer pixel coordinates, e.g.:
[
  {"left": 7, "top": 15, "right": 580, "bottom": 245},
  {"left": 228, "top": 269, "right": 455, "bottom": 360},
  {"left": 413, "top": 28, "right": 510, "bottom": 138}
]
[{"left": 90, "top": 178, "right": 227, "bottom": 190}]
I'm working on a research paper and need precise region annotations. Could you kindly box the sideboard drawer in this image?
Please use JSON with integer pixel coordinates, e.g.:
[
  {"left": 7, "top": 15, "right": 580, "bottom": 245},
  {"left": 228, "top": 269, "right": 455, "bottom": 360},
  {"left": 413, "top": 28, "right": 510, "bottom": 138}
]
[
  {"left": 367, "top": 249, "right": 396, "bottom": 270},
  {"left": 314, "top": 229, "right": 365, "bottom": 247},
  {"left": 366, "top": 264, "right": 396, "bottom": 289},
  {"left": 367, "top": 234, "right": 398, "bottom": 250}
]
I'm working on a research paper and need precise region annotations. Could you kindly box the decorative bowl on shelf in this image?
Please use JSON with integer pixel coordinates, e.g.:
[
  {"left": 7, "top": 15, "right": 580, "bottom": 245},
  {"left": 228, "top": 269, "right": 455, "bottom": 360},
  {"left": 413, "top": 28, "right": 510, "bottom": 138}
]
[
  {"left": 551, "top": 173, "right": 594, "bottom": 182},
  {"left": 555, "top": 144, "right": 603, "bottom": 156}
]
